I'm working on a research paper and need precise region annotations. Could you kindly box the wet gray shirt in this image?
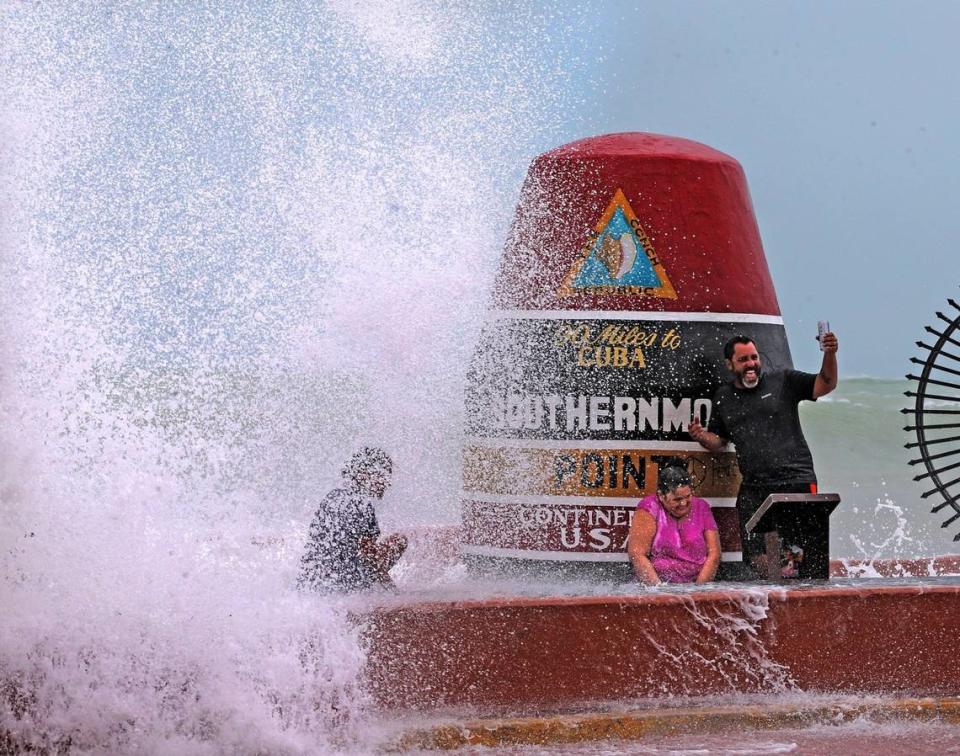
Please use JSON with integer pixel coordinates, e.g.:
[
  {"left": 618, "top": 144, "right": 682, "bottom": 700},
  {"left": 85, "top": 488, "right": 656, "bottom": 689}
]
[{"left": 298, "top": 487, "right": 381, "bottom": 592}]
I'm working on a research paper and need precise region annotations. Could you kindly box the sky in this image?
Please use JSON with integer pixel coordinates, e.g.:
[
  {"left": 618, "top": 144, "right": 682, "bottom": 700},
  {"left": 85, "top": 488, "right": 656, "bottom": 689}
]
[{"left": 541, "top": 0, "right": 960, "bottom": 378}]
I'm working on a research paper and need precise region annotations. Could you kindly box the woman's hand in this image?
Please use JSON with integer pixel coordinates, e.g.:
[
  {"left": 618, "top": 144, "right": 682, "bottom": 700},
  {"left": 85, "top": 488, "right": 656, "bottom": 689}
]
[{"left": 627, "top": 510, "right": 661, "bottom": 585}]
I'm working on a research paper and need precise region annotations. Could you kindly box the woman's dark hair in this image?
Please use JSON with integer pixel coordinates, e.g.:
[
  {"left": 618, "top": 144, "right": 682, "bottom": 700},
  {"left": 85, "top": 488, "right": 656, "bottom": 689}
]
[{"left": 656, "top": 465, "right": 692, "bottom": 493}]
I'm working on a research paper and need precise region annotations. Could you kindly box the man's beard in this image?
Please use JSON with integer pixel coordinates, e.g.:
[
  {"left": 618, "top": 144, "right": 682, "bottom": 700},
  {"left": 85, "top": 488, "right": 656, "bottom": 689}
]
[{"left": 740, "top": 367, "right": 761, "bottom": 389}]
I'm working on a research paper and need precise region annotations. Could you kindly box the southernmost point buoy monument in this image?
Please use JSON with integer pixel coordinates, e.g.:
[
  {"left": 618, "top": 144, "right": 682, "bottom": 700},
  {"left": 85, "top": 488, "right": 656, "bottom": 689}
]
[
  {"left": 361, "top": 136, "right": 960, "bottom": 748},
  {"left": 462, "top": 132, "right": 792, "bottom": 574}
]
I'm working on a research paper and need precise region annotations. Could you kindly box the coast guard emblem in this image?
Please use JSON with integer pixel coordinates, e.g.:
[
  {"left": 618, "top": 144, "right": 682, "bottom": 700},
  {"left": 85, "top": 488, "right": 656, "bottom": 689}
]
[{"left": 558, "top": 189, "right": 677, "bottom": 299}]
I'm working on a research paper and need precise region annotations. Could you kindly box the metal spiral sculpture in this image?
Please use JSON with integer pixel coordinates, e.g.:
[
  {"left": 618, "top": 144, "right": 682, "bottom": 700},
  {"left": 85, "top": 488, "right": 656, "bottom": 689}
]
[{"left": 905, "top": 295, "right": 960, "bottom": 540}]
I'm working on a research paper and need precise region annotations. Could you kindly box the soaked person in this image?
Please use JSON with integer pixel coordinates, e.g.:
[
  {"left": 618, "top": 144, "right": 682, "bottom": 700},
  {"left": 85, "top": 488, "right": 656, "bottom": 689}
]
[
  {"left": 298, "top": 447, "right": 408, "bottom": 593},
  {"left": 627, "top": 466, "right": 721, "bottom": 585},
  {"left": 688, "top": 331, "right": 839, "bottom": 578}
]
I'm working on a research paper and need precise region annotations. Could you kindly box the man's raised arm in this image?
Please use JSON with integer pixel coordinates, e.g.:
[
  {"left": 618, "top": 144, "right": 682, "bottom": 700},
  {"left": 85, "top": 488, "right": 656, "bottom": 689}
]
[
  {"left": 689, "top": 417, "right": 727, "bottom": 453},
  {"left": 813, "top": 331, "right": 839, "bottom": 399}
]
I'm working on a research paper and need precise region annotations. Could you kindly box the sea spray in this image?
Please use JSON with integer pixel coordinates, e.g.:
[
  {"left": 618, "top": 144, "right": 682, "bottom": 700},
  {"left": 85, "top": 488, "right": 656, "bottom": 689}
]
[
  {"left": 845, "top": 480, "right": 922, "bottom": 574},
  {"left": 2, "top": 594, "right": 373, "bottom": 753},
  {"left": 1, "top": 2, "right": 591, "bottom": 750},
  {"left": 0, "top": 383, "right": 369, "bottom": 751}
]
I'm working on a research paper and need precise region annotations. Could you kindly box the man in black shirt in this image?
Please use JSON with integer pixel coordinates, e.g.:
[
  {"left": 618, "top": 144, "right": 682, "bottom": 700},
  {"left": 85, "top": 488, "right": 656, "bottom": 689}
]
[
  {"left": 298, "top": 447, "right": 408, "bottom": 593},
  {"left": 689, "top": 332, "right": 839, "bottom": 578}
]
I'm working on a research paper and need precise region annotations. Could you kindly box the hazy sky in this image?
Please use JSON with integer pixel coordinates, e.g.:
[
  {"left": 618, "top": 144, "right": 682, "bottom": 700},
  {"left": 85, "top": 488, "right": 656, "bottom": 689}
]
[{"left": 528, "top": 0, "right": 959, "bottom": 378}]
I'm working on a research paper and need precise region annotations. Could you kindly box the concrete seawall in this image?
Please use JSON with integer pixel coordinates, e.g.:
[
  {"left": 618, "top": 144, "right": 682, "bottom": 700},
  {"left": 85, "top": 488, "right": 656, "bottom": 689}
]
[{"left": 362, "top": 582, "right": 960, "bottom": 714}]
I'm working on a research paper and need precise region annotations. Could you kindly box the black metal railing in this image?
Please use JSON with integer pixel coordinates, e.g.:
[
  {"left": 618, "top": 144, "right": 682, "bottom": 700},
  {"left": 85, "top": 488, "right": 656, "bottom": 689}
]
[{"left": 904, "top": 294, "right": 960, "bottom": 540}]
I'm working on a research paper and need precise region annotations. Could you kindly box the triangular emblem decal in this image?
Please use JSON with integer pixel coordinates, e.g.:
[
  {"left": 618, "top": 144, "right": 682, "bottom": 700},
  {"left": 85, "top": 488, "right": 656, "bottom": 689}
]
[{"left": 558, "top": 189, "right": 677, "bottom": 299}]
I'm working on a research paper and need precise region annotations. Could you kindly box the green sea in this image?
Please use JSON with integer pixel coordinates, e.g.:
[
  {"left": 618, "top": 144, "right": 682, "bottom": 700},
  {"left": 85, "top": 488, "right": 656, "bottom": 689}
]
[{"left": 801, "top": 377, "right": 954, "bottom": 559}]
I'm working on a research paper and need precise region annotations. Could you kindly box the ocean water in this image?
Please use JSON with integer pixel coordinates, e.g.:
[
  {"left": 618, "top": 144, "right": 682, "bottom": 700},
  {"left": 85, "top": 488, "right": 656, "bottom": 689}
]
[
  {"left": 1, "top": 3, "right": 953, "bottom": 753},
  {"left": 802, "top": 377, "right": 955, "bottom": 561}
]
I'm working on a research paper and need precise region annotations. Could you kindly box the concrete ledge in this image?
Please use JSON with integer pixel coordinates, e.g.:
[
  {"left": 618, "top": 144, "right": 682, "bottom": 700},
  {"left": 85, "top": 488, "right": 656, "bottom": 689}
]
[
  {"left": 362, "top": 584, "right": 960, "bottom": 712},
  {"left": 390, "top": 696, "right": 960, "bottom": 751}
]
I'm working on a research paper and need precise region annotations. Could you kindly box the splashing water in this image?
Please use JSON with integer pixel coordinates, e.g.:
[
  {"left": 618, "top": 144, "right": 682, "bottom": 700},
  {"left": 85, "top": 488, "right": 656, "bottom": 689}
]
[
  {"left": 1, "top": 2, "right": 592, "bottom": 750},
  {"left": 639, "top": 588, "right": 794, "bottom": 697},
  {"left": 844, "top": 480, "right": 921, "bottom": 575}
]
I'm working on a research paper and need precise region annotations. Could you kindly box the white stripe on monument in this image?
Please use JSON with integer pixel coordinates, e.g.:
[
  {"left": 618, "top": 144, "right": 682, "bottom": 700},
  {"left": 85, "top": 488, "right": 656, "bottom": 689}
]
[
  {"left": 466, "top": 438, "right": 734, "bottom": 452},
  {"left": 460, "top": 492, "right": 738, "bottom": 508},
  {"left": 461, "top": 544, "right": 744, "bottom": 563}
]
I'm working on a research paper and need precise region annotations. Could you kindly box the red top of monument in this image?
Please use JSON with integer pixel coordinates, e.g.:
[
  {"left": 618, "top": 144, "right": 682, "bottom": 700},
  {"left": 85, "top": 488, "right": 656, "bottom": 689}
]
[
  {"left": 544, "top": 132, "right": 738, "bottom": 162},
  {"left": 492, "top": 132, "right": 782, "bottom": 317}
]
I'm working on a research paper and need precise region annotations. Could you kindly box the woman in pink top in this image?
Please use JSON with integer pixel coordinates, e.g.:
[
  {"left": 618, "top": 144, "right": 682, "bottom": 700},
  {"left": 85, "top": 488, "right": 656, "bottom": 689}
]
[{"left": 627, "top": 466, "right": 721, "bottom": 585}]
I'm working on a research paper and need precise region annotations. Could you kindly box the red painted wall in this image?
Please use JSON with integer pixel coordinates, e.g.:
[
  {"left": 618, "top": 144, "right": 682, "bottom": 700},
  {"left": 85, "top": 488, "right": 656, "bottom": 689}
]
[{"left": 360, "top": 585, "right": 960, "bottom": 713}]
